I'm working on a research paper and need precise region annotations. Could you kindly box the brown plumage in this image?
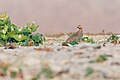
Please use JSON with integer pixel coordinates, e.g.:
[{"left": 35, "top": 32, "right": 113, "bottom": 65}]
[{"left": 66, "top": 25, "right": 83, "bottom": 43}]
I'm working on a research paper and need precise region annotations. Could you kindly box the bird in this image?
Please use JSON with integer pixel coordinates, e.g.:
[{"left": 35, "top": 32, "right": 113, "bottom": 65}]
[{"left": 66, "top": 25, "right": 83, "bottom": 43}]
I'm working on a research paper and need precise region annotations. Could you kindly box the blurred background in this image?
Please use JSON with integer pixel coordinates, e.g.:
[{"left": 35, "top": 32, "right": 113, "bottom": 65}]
[{"left": 0, "top": 0, "right": 120, "bottom": 34}]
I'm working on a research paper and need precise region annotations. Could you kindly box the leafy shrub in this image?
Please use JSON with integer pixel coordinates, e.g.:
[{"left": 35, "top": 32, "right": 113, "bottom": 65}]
[
  {"left": 107, "top": 34, "right": 119, "bottom": 43},
  {"left": 80, "top": 37, "right": 95, "bottom": 44},
  {"left": 0, "top": 12, "right": 45, "bottom": 46},
  {"left": 69, "top": 37, "right": 95, "bottom": 45}
]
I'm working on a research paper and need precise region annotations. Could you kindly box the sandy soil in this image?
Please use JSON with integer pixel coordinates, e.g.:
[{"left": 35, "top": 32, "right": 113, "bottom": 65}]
[{"left": 0, "top": 35, "right": 120, "bottom": 80}]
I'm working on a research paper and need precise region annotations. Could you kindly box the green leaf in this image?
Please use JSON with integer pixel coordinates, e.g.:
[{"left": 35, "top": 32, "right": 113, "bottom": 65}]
[
  {"left": 0, "top": 66, "right": 8, "bottom": 72},
  {"left": 33, "top": 42, "right": 39, "bottom": 46},
  {"left": 41, "top": 67, "right": 54, "bottom": 78},
  {"left": 0, "top": 12, "right": 10, "bottom": 25},
  {"left": 0, "top": 26, "right": 5, "bottom": 29},
  {"left": 3, "top": 25, "right": 8, "bottom": 34},
  {"left": 21, "top": 27, "right": 31, "bottom": 35},
  {"left": 70, "top": 40, "right": 78, "bottom": 45},
  {"left": 107, "top": 34, "right": 119, "bottom": 42},
  {"left": 10, "top": 34, "right": 27, "bottom": 42},
  {"left": 32, "top": 77, "right": 39, "bottom": 80},
  {"left": 0, "top": 19, "right": 4, "bottom": 26},
  {"left": 4, "top": 16, "right": 10, "bottom": 24},
  {"left": 31, "top": 34, "right": 40, "bottom": 42},
  {"left": 96, "top": 54, "right": 107, "bottom": 62},
  {"left": 30, "top": 33, "right": 45, "bottom": 45},
  {"left": 10, "top": 71, "right": 17, "bottom": 78},
  {"left": 23, "top": 38, "right": 32, "bottom": 46},
  {"left": 0, "top": 12, "right": 7, "bottom": 20},
  {"left": 27, "top": 23, "right": 39, "bottom": 32},
  {"left": 1, "top": 34, "right": 7, "bottom": 40},
  {"left": 85, "top": 67, "right": 94, "bottom": 77},
  {"left": 0, "top": 39, "right": 4, "bottom": 44},
  {"left": 80, "top": 37, "right": 95, "bottom": 44}
]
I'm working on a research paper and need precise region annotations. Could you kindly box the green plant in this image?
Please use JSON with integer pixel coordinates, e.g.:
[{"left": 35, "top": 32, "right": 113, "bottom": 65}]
[
  {"left": 10, "top": 71, "right": 17, "bottom": 78},
  {"left": 0, "top": 65, "right": 8, "bottom": 72},
  {"left": 0, "top": 12, "right": 45, "bottom": 46},
  {"left": 32, "top": 69, "right": 41, "bottom": 80},
  {"left": 80, "top": 37, "right": 95, "bottom": 44},
  {"left": 107, "top": 34, "right": 119, "bottom": 42},
  {"left": 41, "top": 67, "right": 54, "bottom": 79},
  {"left": 89, "top": 60, "right": 96, "bottom": 63},
  {"left": 85, "top": 67, "right": 94, "bottom": 77},
  {"left": 0, "top": 64, "right": 9, "bottom": 77},
  {"left": 70, "top": 40, "right": 78, "bottom": 45},
  {"left": 96, "top": 54, "right": 107, "bottom": 62},
  {"left": 30, "top": 33, "right": 45, "bottom": 46},
  {"left": 32, "top": 77, "right": 39, "bottom": 80},
  {"left": 32, "top": 67, "right": 54, "bottom": 80}
]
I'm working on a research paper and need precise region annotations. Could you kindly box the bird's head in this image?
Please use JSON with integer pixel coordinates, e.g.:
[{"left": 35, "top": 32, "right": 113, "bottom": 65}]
[{"left": 77, "top": 25, "right": 83, "bottom": 30}]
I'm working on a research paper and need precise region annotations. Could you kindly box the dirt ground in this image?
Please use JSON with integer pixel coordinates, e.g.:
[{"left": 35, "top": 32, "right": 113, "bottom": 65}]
[{"left": 0, "top": 35, "right": 120, "bottom": 80}]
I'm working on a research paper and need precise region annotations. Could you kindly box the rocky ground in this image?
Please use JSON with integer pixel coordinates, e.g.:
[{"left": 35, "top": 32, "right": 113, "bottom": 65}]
[{"left": 0, "top": 35, "right": 120, "bottom": 80}]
